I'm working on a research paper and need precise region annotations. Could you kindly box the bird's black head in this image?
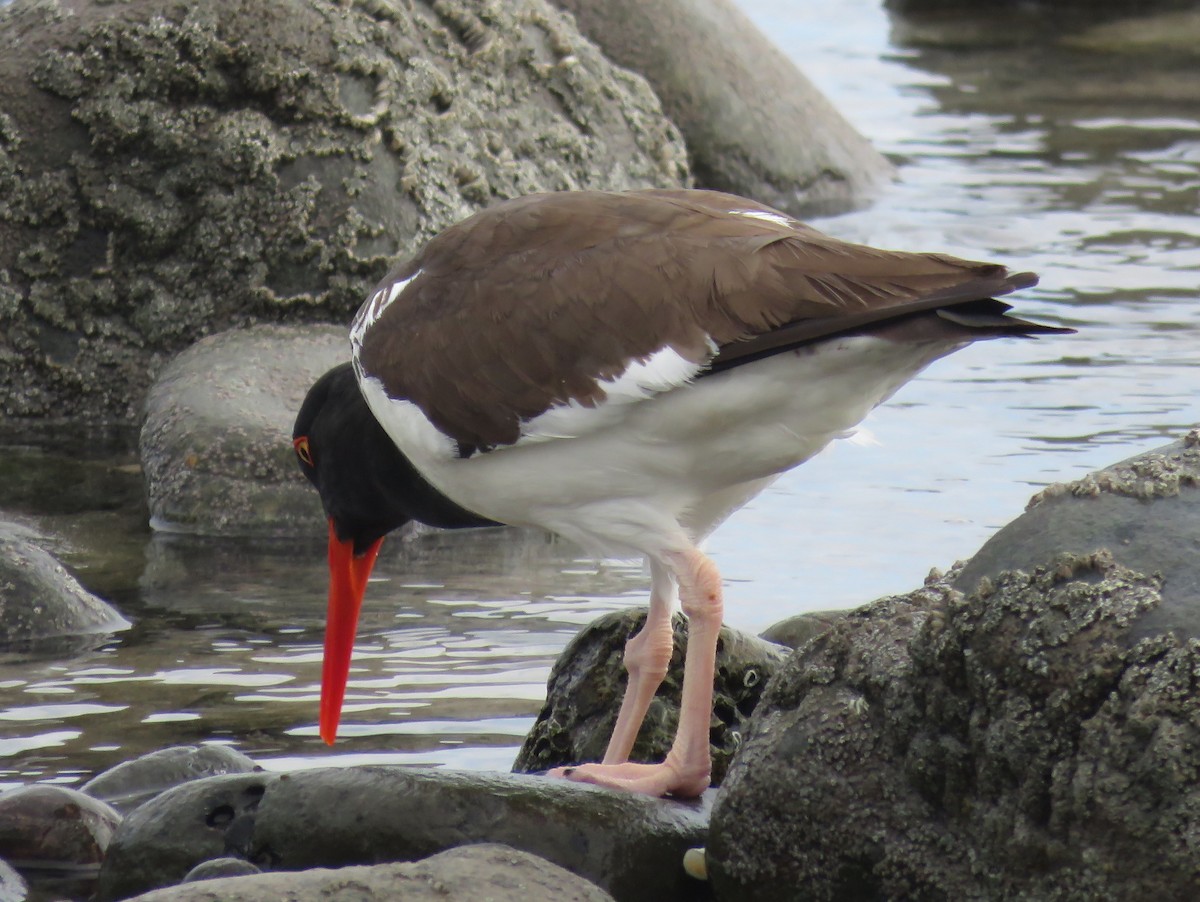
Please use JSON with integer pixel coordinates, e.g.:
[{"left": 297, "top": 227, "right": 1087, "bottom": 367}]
[
  {"left": 293, "top": 362, "right": 412, "bottom": 556},
  {"left": 295, "top": 362, "right": 498, "bottom": 746}
]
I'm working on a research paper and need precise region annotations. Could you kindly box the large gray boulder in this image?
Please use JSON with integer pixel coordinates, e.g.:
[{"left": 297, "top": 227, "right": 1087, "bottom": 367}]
[
  {"left": 124, "top": 844, "right": 616, "bottom": 902},
  {"left": 709, "top": 545, "right": 1200, "bottom": 900},
  {"left": 555, "top": 0, "right": 892, "bottom": 216},
  {"left": 97, "top": 766, "right": 710, "bottom": 902},
  {"left": 0, "top": 0, "right": 688, "bottom": 423},
  {"left": 139, "top": 324, "right": 345, "bottom": 536}
]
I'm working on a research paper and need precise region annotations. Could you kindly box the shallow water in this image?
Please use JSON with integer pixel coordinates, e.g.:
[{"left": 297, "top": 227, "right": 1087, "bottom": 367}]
[{"left": 2, "top": 0, "right": 1198, "bottom": 790}]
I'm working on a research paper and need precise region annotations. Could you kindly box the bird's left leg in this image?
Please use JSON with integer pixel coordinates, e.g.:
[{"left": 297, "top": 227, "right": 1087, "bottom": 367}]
[
  {"left": 550, "top": 546, "right": 720, "bottom": 798},
  {"left": 601, "top": 559, "right": 677, "bottom": 765}
]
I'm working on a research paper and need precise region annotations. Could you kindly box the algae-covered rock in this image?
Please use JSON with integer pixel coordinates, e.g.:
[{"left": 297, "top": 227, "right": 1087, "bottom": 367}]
[
  {"left": 512, "top": 607, "right": 788, "bottom": 786},
  {"left": 957, "top": 429, "right": 1200, "bottom": 643},
  {"left": 0, "top": 0, "right": 688, "bottom": 423},
  {"left": 709, "top": 550, "right": 1200, "bottom": 901}
]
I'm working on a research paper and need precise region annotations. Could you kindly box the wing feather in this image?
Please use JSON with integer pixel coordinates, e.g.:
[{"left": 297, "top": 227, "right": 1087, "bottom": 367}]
[{"left": 355, "top": 189, "right": 1047, "bottom": 448}]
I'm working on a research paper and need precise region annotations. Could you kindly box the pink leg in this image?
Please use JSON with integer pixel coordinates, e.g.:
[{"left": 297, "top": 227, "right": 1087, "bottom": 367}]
[
  {"left": 550, "top": 548, "right": 722, "bottom": 798},
  {"left": 602, "top": 561, "right": 676, "bottom": 765}
]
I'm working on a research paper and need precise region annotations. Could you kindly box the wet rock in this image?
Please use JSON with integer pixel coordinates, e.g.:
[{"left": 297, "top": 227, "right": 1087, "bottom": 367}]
[
  {"left": 126, "top": 844, "right": 615, "bottom": 901},
  {"left": 139, "top": 324, "right": 346, "bottom": 537},
  {"left": 0, "top": 859, "right": 28, "bottom": 902},
  {"left": 513, "top": 608, "right": 788, "bottom": 786},
  {"left": 0, "top": 784, "right": 122, "bottom": 872},
  {"left": 956, "top": 430, "right": 1200, "bottom": 644},
  {"left": 180, "top": 857, "right": 262, "bottom": 884},
  {"left": 82, "top": 744, "right": 261, "bottom": 815},
  {"left": 556, "top": 0, "right": 891, "bottom": 217},
  {"left": 0, "top": 0, "right": 688, "bottom": 424},
  {"left": 758, "top": 609, "right": 847, "bottom": 650},
  {"left": 709, "top": 549, "right": 1200, "bottom": 901},
  {"left": 0, "top": 521, "right": 130, "bottom": 649},
  {"left": 96, "top": 766, "right": 710, "bottom": 902}
]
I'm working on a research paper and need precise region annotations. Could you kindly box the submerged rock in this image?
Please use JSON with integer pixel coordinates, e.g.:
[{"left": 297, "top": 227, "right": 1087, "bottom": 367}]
[
  {"left": 96, "top": 766, "right": 710, "bottom": 902},
  {"left": 0, "top": 0, "right": 687, "bottom": 423},
  {"left": 556, "top": 0, "right": 892, "bottom": 215},
  {"left": 513, "top": 608, "right": 787, "bottom": 786},
  {"left": 709, "top": 549, "right": 1200, "bottom": 901},
  {"left": 81, "top": 744, "right": 261, "bottom": 815},
  {"left": 139, "top": 324, "right": 345, "bottom": 537},
  {"left": 0, "top": 521, "right": 129, "bottom": 649},
  {"left": 125, "top": 844, "right": 615, "bottom": 902}
]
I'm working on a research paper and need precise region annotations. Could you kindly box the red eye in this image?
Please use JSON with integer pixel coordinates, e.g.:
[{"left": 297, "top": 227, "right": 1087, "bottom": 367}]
[{"left": 293, "top": 436, "right": 314, "bottom": 466}]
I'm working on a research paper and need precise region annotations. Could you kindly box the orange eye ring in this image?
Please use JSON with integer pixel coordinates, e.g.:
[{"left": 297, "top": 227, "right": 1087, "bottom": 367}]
[{"left": 293, "top": 436, "right": 314, "bottom": 466}]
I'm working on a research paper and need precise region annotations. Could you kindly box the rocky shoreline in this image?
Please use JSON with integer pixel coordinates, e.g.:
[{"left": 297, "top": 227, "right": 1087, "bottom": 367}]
[{"left": 3, "top": 0, "right": 1199, "bottom": 900}]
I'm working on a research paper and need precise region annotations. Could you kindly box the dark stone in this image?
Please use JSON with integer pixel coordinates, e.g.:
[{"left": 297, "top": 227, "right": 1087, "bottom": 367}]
[
  {"left": 0, "top": 784, "right": 122, "bottom": 870},
  {"left": 81, "top": 744, "right": 261, "bottom": 815},
  {"left": 0, "top": 521, "right": 129, "bottom": 651},
  {"left": 94, "top": 771, "right": 266, "bottom": 901},
  {"left": 512, "top": 608, "right": 789, "bottom": 786},
  {"left": 758, "top": 609, "right": 847, "bottom": 650},
  {"left": 180, "top": 857, "right": 262, "bottom": 883},
  {"left": 125, "top": 844, "right": 615, "bottom": 901},
  {"left": 0, "top": 0, "right": 687, "bottom": 423},
  {"left": 556, "top": 0, "right": 892, "bottom": 216},
  {"left": 139, "top": 324, "right": 347, "bottom": 537},
  {"left": 708, "top": 548, "right": 1200, "bottom": 901},
  {"left": 96, "top": 766, "right": 710, "bottom": 902},
  {"left": 955, "top": 430, "right": 1200, "bottom": 644}
]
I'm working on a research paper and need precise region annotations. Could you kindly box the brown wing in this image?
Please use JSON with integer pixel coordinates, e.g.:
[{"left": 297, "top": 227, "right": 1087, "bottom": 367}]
[{"left": 356, "top": 189, "right": 1043, "bottom": 448}]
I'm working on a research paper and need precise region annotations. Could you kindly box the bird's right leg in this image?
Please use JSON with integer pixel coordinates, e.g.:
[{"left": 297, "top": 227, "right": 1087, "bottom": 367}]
[{"left": 602, "top": 559, "right": 677, "bottom": 765}]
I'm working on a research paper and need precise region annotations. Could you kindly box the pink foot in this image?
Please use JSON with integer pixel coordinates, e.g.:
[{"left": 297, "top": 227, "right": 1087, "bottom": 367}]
[{"left": 547, "top": 759, "right": 710, "bottom": 799}]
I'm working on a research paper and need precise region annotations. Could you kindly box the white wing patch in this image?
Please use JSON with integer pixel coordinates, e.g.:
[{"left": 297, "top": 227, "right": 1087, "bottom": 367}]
[
  {"left": 728, "top": 208, "right": 794, "bottom": 228},
  {"left": 521, "top": 344, "right": 711, "bottom": 442},
  {"left": 350, "top": 269, "right": 422, "bottom": 349}
]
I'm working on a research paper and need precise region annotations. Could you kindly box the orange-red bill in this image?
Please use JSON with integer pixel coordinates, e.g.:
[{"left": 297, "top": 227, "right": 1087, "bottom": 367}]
[{"left": 319, "top": 519, "right": 383, "bottom": 745}]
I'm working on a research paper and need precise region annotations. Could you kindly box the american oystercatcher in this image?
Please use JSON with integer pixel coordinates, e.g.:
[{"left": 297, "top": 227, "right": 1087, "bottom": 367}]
[{"left": 293, "top": 188, "right": 1071, "bottom": 798}]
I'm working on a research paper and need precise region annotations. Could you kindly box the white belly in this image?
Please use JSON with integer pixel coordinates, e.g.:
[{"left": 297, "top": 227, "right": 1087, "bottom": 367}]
[{"left": 359, "top": 335, "right": 962, "bottom": 558}]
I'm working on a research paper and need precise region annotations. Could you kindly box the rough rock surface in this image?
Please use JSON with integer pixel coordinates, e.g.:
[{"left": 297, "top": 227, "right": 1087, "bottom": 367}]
[
  {"left": 556, "top": 0, "right": 892, "bottom": 216},
  {"left": 0, "top": 520, "right": 130, "bottom": 647},
  {"left": 708, "top": 550, "right": 1200, "bottom": 901},
  {"left": 96, "top": 766, "right": 710, "bottom": 902},
  {"left": 81, "top": 744, "right": 261, "bottom": 815},
  {"left": 139, "top": 324, "right": 346, "bottom": 536},
  {"left": 0, "top": 0, "right": 689, "bottom": 423},
  {"left": 957, "top": 429, "right": 1200, "bottom": 643},
  {"left": 513, "top": 608, "right": 788, "bottom": 786},
  {"left": 123, "top": 844, "right": 615, "bottom": 902}
]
